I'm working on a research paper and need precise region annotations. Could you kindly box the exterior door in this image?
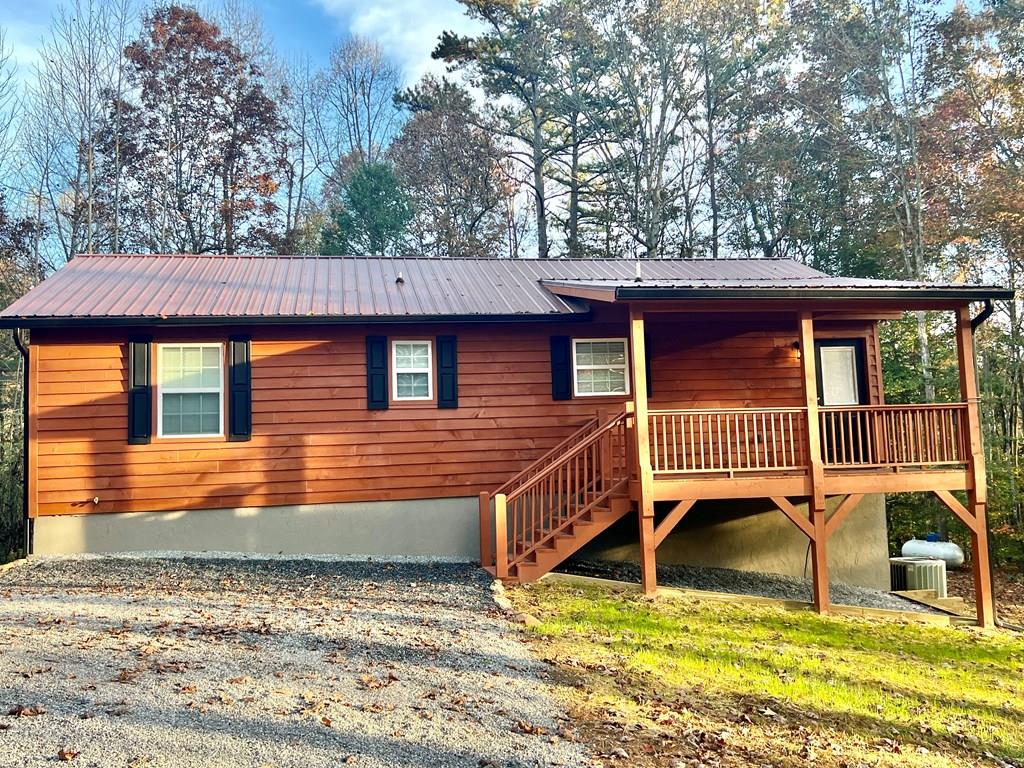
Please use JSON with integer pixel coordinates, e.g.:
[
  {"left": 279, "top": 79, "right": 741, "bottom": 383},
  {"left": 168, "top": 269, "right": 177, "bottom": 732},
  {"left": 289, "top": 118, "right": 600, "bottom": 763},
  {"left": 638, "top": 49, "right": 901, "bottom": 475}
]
[{"left": 816, "top": 339, "right": 868, "bottom": 463}]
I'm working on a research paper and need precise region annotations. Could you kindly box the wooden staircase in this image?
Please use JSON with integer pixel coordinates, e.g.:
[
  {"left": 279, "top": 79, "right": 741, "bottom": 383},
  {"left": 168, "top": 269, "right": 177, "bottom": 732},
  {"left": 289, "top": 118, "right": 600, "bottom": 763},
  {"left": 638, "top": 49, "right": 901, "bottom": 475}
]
[{"left": 479, "top": 410, "right": 634, "bottom": 584}]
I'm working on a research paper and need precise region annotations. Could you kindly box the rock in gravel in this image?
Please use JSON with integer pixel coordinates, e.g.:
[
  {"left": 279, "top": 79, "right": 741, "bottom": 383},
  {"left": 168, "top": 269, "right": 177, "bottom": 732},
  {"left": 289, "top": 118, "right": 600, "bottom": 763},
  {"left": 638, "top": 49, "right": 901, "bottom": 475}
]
[{"left": 0, "top": 556, "right": 594, "bottom": 768}]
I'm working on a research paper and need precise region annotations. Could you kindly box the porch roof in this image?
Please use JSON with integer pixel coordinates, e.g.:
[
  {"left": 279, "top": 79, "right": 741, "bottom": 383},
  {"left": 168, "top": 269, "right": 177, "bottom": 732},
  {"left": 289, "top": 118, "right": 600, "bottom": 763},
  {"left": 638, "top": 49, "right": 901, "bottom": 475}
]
[{"left": 541, "top": 276, "right": 1014, "bottom": 304}]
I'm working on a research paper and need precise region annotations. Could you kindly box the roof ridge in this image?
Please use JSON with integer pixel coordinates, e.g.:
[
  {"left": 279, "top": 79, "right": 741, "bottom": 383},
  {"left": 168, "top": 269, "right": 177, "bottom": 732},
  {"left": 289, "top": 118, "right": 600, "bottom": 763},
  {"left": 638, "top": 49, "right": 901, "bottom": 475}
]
[{"left": 73, "top": 253, "right": 803, "bottom": 264}]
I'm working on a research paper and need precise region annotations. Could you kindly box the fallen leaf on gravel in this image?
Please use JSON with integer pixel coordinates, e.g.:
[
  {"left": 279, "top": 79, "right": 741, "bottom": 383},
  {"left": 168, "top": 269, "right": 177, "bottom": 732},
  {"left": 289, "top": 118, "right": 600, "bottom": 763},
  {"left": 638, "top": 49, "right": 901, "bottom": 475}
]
[
  {"left": 18, "top": 666, "right": 53, "bottom": 678},
  {"left": 7, "top": 704, "right": 45, "bottom": 717},
  {"left": 57, "top": 747, "right": 80, "bottom": 761},
  {"left": 514, "top": 720, "right": 550, "bottom": 736},
  {"left": 321, "top": 716, "right": 333, "bottom": 727},
  {"left": 79, "top": 712, "right": 95, "bottom": 719},
  {"left": 357, "top": 672, "right": 398, "bottom": 689}
]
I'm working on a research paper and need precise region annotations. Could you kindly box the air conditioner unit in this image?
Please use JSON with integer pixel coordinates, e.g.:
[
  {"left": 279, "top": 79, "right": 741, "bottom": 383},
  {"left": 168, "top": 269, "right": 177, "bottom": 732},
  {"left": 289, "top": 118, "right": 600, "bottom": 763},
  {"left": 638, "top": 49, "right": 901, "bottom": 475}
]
[{"left": 889, "top": 557, "right": 947, "bottom": 598}]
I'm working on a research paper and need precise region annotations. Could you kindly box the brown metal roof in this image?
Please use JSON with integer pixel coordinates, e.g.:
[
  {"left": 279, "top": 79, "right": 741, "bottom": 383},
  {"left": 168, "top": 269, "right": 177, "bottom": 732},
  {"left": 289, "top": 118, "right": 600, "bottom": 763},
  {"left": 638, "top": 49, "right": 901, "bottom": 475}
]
[
  {"left": 541, "top": 275, "right": 1015, "bottom": 302},
  {"left": 0, "top": 254, "right": 1011, "bottom": 328}
]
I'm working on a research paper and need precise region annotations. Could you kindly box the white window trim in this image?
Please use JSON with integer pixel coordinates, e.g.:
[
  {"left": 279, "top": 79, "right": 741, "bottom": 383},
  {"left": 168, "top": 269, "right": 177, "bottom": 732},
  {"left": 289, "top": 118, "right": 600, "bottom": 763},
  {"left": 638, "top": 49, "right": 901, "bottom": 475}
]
[
  {"left": 156, "top": 342, "right": 225, "bottom": 439},
  {"left": 572, "top": 338, "right": 631, "bottom": 397},
  {"left": 391, "top": 339, "right": 434, "bottom": 402}
]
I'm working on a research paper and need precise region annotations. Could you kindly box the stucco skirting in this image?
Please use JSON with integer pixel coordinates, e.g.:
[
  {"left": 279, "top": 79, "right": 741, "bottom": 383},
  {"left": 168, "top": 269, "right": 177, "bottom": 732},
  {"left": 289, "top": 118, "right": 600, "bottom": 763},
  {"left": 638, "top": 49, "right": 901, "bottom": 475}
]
[
  {"left": 31, "top": 498, "right": 481, "bottom": 559},
  {"left": 579, "top": 494, "right": 891, "bottom": 590}
]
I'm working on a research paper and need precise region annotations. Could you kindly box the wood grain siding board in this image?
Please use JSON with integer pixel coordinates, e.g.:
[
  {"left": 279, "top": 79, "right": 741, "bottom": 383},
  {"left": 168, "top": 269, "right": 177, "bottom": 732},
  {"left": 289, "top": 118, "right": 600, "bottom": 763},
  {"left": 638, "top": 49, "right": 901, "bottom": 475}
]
[{"left": 29, "top": 313, "right": 882, "bottom": 517}]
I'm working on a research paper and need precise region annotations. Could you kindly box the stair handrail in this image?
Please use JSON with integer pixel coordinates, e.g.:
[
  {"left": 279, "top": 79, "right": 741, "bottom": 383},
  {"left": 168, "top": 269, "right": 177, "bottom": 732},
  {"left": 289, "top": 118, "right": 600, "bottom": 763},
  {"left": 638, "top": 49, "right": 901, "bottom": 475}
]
[
  {"left": 504, "top": 411, "right": 627, "bottom": 503},
  {"left": 480, "top": 410, "right": 629, "bottom": 577},
  {"left": 492, "top": 415, "right": 601, "bottom": 497}
]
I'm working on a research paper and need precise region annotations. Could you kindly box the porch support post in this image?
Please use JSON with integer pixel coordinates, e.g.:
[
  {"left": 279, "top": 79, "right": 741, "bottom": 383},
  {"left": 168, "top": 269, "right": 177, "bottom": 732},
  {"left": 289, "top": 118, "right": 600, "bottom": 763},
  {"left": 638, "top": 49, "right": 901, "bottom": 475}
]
[
  {"left": 494, "top": 493, "right": 508, "bottom": 580},
  {"left": 955, "top": 305, "right": 995, "bottom": 628},
  {"left": 798, "top": 311, "right": 829, "bottom": 614},
  {"left": 629, "top": 305, "right": 657, "bottom": 595}
]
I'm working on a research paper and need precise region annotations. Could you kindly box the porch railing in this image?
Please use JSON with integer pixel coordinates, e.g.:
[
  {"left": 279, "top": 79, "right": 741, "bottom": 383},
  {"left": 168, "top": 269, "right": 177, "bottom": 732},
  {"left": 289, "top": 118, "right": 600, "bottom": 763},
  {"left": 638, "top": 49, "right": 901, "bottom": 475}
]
[
  {"left": 819, "top": 403, "right": 968, "bottom": 469},
  {"left": 648, "top": 403, "right": 970, "bottom": 475},
  {"left": 649, "top": 408, "right": 809, "bottom": 474}
]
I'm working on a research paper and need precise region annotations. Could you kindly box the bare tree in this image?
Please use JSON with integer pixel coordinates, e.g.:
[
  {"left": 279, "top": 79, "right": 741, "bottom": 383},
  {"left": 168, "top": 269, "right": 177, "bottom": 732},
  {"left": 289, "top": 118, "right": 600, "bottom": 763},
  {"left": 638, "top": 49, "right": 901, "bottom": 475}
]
[
  {"left": 23, "top": 0, "right": 136, "bottom": 260},
  {"left": 585, "top": 0, "right": 703, "bottom": 258},
  {"left": 0, "top": 31, "right": 20, "bottom": 179},
  {"left": 312, "top": 37, "right": 404, "bottom": 179},
  {"left": 279, "top": 55, "right": 320, "bottom": 252}
]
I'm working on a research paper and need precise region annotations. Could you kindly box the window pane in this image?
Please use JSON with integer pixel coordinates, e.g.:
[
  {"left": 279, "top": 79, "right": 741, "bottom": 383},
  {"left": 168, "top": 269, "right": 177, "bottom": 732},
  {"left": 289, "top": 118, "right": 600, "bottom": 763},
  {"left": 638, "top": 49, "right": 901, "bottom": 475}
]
[
  {"left": 162, "top": 392, "right": 219, "bottom": 435},
  {"left": 161, "top": 414, "right": 178, "bottom": 435},
  {"left": 396, "top": 372, "right": 429, "bottom": 398},
  {"left": 179, "top": 366, "right": 203, "bottom": 388},
  {"left": 200, "top": 366, "right": 220, "bottom": 388},
  {"left": 202, "top": 347, "right": 219, "bottom": 367},
  {"left": 163, "top": 394, "right": 182, "bottom": 416},
  {"left": 200, "top": 412, "right": 220, "bottom": 433},
  {"left": 394, "top": 342, "right": 430, "bottom": 371},
  {"left": 162, "top": 346, "right": 181, "bottom": 372},
  {"left": 820, "top": 346, "right": 860, "bottom": 406}
]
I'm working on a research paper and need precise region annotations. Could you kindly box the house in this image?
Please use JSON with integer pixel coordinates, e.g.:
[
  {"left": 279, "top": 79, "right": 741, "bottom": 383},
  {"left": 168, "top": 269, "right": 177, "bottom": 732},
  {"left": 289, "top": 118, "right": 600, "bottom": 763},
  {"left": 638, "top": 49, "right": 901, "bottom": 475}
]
[{"left": 0, "top": 254, "right": 1012, "bottom": 626}]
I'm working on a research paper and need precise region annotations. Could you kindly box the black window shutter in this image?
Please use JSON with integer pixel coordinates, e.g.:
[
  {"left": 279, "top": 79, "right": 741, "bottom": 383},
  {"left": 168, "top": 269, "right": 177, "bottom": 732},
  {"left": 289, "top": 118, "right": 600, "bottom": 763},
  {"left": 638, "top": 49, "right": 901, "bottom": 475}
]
[
  {"left": 645, "top": 334, "right": 653, "bottom": 398},
  {"left": 437, "top": 335, "right": 458, "bottom": 409},
  {"left": 127, "top": 338, "right": 152, "bottom": 445},
  {"left": 550, "top": 336, "right": 572, "bottom": 401},
  {"left": 227, "top": 336, "right": 252, "bottom": 441},
  {"left": 366, "top": 335, "right": 389, "bottom": 410}
]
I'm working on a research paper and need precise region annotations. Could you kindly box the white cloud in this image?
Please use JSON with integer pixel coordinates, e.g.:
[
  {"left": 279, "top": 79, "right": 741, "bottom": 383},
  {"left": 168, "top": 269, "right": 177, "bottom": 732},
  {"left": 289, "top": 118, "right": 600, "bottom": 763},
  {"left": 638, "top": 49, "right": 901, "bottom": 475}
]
[{"left": 312, "top": 0, "right": 481, "bottom": 84}]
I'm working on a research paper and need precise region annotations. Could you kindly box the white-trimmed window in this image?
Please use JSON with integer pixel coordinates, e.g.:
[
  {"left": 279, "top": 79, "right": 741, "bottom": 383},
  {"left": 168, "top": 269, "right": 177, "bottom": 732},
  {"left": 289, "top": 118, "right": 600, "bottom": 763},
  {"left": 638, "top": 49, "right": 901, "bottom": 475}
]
[
  {"left": 392, "top": 340, "right": 433, "bottom": 401},
  {"left": 572, "top": 338, "right": 630, "bottom": 396},
  {"left": 157, "top": 343, "right": 224, "bottom": 437}
]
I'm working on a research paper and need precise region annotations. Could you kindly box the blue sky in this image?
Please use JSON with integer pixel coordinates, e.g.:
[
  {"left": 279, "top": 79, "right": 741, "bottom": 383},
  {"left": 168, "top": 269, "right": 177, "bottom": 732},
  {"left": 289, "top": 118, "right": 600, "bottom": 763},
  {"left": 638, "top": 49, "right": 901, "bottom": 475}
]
[{"left": 0, "top": 0, "right": 477, "bottom": 84}]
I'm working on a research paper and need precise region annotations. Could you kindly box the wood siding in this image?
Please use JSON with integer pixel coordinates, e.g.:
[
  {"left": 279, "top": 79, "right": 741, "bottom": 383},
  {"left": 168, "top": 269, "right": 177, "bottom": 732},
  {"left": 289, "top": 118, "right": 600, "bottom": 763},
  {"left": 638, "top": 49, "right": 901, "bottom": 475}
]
[{"left": 28, "top": 311, "right": 882, "bottom": 517}]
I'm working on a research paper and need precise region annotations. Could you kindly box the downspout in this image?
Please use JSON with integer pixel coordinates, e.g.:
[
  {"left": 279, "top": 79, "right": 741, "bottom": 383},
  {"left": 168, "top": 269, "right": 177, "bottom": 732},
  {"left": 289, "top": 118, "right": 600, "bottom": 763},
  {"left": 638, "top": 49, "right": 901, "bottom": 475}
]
[
  {"left": 968, "top": 300, "right": 1021, "bottom": 630},
  {"left": 970, "top": 299, "right": 994, "bottom": 332},
  {"left": 12, "top": 328, "right": 31, "bottom": 557}
]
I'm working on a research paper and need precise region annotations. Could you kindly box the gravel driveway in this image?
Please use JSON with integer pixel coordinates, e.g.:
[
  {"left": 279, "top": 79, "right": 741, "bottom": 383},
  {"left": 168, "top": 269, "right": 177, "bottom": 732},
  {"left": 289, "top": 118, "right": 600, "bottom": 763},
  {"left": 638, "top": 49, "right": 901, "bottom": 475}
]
[{"left": 0, "top": 557, "right": 591, "bottom": 768}]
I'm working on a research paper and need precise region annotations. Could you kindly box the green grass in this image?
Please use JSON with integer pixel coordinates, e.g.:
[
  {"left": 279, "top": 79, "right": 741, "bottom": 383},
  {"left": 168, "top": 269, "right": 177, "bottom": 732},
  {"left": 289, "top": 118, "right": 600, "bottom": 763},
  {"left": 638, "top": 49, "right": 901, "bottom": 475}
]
[{"left": 511, "top": 583, "right": 1024, "bottom": 767}]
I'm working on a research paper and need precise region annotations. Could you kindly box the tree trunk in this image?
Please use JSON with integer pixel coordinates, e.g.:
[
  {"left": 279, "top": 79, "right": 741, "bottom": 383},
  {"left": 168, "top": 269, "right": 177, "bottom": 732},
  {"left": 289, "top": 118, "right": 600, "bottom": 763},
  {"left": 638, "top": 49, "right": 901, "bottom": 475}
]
[
  {"left": 568, "top": 116, "right": 580, "bottom": 258},
  {"left": 532, "top": 111, "right": 549, "bottom": 259},
  {"left": 704, "top": 51, "right": 719, "bottom": 259}
]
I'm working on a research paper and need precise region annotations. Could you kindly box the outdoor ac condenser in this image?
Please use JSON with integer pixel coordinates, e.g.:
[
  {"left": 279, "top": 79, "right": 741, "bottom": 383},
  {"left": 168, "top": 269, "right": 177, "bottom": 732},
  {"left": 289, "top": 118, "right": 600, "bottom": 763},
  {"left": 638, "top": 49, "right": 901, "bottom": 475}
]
[{"left": 889, "top": 557, "right": 948, "bottom": 598}]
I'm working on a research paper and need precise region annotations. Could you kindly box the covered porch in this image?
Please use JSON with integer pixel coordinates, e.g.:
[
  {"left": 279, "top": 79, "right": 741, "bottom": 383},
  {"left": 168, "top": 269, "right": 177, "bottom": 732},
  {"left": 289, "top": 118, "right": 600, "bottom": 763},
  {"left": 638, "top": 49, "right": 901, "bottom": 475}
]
[{"left": 537, "top": 279, "right": 1002, "bottom": 628}]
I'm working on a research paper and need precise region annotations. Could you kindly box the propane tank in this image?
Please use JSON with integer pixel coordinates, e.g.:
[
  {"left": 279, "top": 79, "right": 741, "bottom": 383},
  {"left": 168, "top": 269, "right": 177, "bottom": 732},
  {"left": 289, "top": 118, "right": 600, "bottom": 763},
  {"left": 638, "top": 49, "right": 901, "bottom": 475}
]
[{"left": 901, "top": 538, "right": 965, "bottom": 569}]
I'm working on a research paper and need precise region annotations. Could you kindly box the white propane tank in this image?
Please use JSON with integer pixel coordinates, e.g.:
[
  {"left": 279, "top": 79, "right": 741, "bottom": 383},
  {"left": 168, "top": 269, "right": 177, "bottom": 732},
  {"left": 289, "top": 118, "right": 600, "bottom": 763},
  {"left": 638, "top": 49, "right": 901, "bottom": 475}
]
[{"left": 901, "top": 538, "right": 965, "bottom": 569}]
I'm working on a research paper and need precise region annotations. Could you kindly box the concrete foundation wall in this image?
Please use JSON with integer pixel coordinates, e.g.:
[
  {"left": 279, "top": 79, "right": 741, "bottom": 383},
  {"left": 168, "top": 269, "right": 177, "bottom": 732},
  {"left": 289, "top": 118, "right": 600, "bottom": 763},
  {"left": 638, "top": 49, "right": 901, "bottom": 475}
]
[
  {"left": 33, "top": 495, "right": 891, "bottom": 590},
  {"left": 579, "top": 494, "right": 890, "bottom": 590},
  {"left": 32, "top": 497, "right": 480, "bottom": 559}
]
